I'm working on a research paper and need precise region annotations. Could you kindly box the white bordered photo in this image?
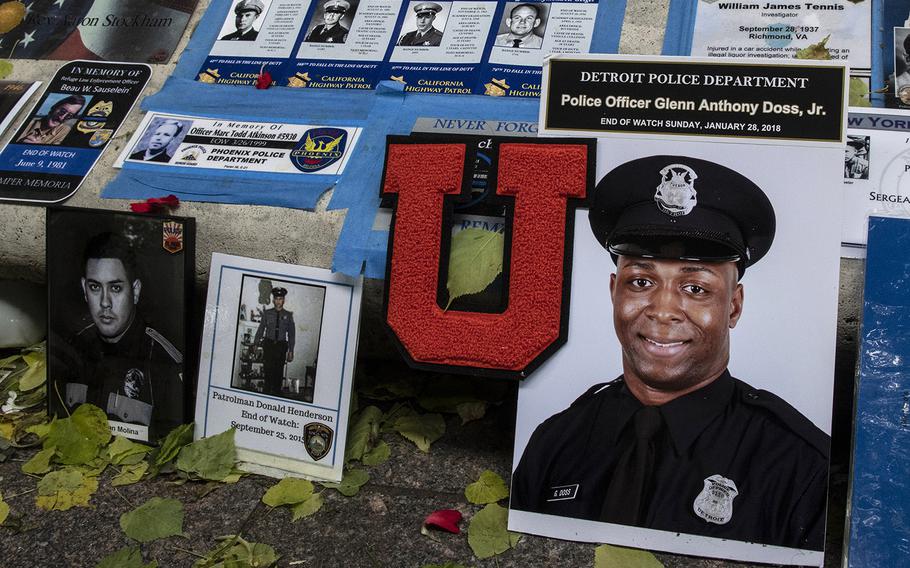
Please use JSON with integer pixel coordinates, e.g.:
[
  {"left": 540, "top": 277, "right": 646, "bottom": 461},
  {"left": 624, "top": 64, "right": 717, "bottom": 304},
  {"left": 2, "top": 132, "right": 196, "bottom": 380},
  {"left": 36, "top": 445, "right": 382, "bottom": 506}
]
[{"left": 196, "top": 253, "right": 363, "bottom": 482}]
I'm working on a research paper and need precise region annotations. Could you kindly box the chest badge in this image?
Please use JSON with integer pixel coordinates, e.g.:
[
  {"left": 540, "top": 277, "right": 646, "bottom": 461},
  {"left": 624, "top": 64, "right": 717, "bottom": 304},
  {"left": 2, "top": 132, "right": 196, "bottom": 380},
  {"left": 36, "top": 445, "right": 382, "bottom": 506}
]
[{"left": 693, "top": 474, "right": 738, "bottom": 525}]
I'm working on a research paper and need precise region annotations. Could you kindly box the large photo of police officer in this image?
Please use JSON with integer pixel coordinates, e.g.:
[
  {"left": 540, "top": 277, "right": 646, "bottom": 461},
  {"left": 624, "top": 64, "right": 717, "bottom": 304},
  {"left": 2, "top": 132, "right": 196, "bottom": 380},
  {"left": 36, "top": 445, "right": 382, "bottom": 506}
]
[
  {"left": 397, "top": 1, "right": 451, "bottom": 47},
  {"left": 46, "top": 207, "right": 195, "bottom": 443},
  {"left": 509, "top": 138, "right": 842, "bottom": 564},
  {"left": 229, "top": 275, "right": 326, "bottom": 404}
]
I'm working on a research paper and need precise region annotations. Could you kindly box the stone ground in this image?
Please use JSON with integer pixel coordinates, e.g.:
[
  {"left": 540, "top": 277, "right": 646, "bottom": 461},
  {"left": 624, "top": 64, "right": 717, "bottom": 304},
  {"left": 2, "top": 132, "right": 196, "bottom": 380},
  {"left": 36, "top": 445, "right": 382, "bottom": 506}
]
[{"left": 0, "top": 359, "right": 853, "bottom": 568}]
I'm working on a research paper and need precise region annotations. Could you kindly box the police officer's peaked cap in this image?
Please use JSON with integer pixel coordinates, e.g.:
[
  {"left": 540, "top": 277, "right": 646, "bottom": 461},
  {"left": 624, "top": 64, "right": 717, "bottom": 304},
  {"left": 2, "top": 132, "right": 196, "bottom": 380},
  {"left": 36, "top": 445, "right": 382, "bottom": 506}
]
[
  {"left": 271, "top": 287, "right": 288, "bottom": 297},
  {"left": 414, "top": 2, "right": 442, "bottom": 14},
  {"left": 325, "top": 0, "right": 350, "bottom": 12},
  {"left": 589, "top": 155, "right": 775, "bottom": 278},
  {"left": 235, "top": 0, "right": 264, "bottom": 14},
  {"left": 846, "top": 137, "right": 865, "bottom": 149}
]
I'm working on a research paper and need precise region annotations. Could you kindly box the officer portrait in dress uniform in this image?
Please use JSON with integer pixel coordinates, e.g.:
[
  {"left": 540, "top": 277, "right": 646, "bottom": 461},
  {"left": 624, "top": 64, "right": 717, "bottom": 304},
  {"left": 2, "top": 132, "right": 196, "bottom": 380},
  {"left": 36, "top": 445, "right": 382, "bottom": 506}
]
[
  {"left": 510, "top": 156, "right": 831, "bottom": 552},
  {"left": 304, "top": 0, "right": 354, "bottom": 44},
  {"left": 494, "top": 3, "right": 547, "bottom": 49},
  {"left": 219, "top": 0, "right": 267, "bottom": 41},
  {"left": 128, "top": 119, "right": 187, "bottom": 163},
  {"left": 397, "top": 2, "right": 447, "bottom": 47},
  {"left": 254, "top": 287, "right": 297, "bottom": 396},
  {"left": 47, "top": 210, "right": 193, "bottom": 444},
  {"left": 231, "top": 276, "right": 326, "bottom": 403}
]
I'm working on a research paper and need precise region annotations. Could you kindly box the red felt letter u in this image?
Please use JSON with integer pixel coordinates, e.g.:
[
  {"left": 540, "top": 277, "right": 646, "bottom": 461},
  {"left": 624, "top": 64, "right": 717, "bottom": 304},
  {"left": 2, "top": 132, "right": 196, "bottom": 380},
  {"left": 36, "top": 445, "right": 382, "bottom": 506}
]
[{"left": 382, "top": 138, "right": 591, "bottom": 379}]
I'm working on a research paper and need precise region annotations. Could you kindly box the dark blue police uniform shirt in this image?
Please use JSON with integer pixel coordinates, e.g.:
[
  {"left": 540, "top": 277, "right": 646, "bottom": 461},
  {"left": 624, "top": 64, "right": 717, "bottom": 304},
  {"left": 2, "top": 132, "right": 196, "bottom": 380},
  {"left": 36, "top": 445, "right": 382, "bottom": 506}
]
[{"left": 511, "top": 371, "right": 829, "bottom": 550}]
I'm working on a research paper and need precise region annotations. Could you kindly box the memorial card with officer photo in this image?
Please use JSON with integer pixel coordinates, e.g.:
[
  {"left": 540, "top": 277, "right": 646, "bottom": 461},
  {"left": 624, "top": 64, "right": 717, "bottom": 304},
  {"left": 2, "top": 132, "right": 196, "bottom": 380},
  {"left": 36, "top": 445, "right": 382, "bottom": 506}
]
[
  {"left": 482, "top": 0, "right": 598, "bottom": 97},
  {"left": 196, "top": 253, "right": 363, "bottom": 482},
  {"left": 46, "top": 207, "right": 196, "bottom": 444},
  {"left": 512, "top": 55, "right": 846, "bottom": 565},
  {"left": 384, "top": 0, "right": 497, "bottom": 93},
  {"left": 201, "top": 0, "right": 310, "bottom": 85},
  {"left": 839, "top": 108, "right": 910, "bottom": 257},
  {"left": 291, "top": 0, "right": 401, "bottom": 89}
]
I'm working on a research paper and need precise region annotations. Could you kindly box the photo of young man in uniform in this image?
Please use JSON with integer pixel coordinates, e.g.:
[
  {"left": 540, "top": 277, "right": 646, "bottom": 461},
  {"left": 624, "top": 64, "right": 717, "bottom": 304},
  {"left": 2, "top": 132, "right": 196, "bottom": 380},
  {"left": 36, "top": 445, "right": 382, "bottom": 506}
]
[
  {"left": 511, "top": 156, "right": 831, "bottom": 553},
  {"left": 397, "top": 2, "right": 447, "bottom": 47},
  {"left": 494, "top": 3, "right": 547, "bottom": 49},
  {"left": 231, "top": 277, "right": 326, "bottom": 403},
  {"left": 50, "top": 229, "right": 186, "bottom": 441},
  {"left": 304, "top": 0, "right": 353, "bottom": 44},
  {"left": 220, "top": 0, "right": 267, "bottom": 41}
]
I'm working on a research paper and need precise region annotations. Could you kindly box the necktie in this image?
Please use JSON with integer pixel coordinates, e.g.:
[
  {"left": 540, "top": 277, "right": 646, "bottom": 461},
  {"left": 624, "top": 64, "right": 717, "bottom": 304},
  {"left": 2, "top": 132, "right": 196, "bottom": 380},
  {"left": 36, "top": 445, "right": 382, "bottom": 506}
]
[
  {"left": 600, "top": 405, "right": 663, "bottom": 525},
  {"left": 512, "top": 39, "right": 522, "bottom": 47}
]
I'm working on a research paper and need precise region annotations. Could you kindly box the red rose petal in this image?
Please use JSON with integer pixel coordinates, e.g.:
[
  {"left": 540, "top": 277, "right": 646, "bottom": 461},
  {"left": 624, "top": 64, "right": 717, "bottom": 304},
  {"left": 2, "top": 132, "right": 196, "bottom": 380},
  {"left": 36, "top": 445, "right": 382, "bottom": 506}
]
[
  {"left": 256, "top": 71, "right": 272, "bottom": 89},
  {"left": 424, "top": 509, "right": 462, "bottom": 534}
]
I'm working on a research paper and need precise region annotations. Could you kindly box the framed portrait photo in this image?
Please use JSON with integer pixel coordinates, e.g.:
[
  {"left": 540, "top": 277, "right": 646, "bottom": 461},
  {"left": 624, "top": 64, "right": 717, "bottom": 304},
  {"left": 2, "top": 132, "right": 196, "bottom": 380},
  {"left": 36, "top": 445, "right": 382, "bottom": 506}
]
[
  {"left": 510, "top": 136, "right": 842, "bottom": 566},
  {"left": 195, "top": 253, "right": 363, "bottom": 482},
  {"left": 46, "top": 207, "right": 196, "bottom": 443}
]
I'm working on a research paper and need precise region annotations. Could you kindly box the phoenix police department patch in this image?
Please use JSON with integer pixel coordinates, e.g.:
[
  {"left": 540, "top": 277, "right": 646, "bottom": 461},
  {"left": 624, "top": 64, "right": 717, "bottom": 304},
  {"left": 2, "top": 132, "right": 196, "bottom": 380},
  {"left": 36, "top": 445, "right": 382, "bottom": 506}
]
[
  {"left": 290, "top": 128, "right": 347, "bottom": 172},
  {"left": 304, "top": 422, "right": 333, "bottom": 461},
  {"left": 693, "top": 474, "right": 738, "bottom": 525}
]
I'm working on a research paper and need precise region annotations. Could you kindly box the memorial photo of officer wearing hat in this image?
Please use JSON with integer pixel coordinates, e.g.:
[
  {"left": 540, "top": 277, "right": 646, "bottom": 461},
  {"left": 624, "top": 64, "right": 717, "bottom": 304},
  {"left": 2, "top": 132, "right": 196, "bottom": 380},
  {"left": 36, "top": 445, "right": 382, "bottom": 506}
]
[
  {"left": 398, "top": 1, "right": 450, "bottom": 47},
  {"left": 510, "top": 142, "right": 842, "bottom": 562},
  {"left": 218, "top": 0, "right": 271, "bottom": 41},
  {"left": 304, "top": 0, "right": 357, "bottom": 44},
  {"left": 47, "top": 207, "right": 195, "bottom": 443},
  {"left": 493, "top": 2, "right": 548, "bottom": 49},
  {"left": 16, "top": 93, "right": 90, "bottom": 146},
  {"left": 845, "top": 135, "right": 870, "bottom": 180},
  {"left": 126, "top": 117, "right": 192, "bottom": 164},
  {"left": 231, "top": 275, "right": 325, "bottom": 404}
]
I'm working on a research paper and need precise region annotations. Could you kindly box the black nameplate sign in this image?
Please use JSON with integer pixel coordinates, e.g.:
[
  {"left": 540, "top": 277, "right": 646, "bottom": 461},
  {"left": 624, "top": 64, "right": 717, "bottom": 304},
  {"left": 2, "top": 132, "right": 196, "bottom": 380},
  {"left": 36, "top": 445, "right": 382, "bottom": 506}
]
[{"left": 540, "top": 56, "right": 846, "bottom": 143}]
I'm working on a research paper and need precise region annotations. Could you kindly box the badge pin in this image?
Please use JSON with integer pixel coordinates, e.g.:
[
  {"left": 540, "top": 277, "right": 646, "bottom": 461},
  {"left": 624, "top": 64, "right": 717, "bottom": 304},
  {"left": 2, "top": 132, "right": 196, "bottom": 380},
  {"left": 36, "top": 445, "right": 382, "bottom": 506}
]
[
  {"left": 693, "top": 474, "right": 738, "bottom": 525},
  {"left": 655, "top": 163, "right": 698, "bottom": 217},
  {"left": 304, "top": 422, "right": 333, "bottom": 461}
]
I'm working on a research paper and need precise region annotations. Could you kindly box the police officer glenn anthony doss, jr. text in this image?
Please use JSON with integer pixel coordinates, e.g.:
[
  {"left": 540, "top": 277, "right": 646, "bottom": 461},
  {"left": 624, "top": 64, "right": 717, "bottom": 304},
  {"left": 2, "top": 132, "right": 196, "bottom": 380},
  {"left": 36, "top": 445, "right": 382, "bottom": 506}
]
[{"left": 511, "top": 156, "right": 829, "bottom": 551}]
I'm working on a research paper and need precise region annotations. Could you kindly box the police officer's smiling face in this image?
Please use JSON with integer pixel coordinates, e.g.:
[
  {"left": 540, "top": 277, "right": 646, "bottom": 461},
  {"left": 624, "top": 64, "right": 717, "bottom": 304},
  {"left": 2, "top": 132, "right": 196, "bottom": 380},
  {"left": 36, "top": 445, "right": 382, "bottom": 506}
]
[
  {"left": 235, "top": 9, "right": 258, "bottom": 32},
  {"left": 82, "top": 258, "right": 141, "bottom": 343},
  {"left": 610, "top": 256, "right": 743, "bottom": 402},
  {"left": 507, "top": 6, "right": 539, "bottom": 37}
]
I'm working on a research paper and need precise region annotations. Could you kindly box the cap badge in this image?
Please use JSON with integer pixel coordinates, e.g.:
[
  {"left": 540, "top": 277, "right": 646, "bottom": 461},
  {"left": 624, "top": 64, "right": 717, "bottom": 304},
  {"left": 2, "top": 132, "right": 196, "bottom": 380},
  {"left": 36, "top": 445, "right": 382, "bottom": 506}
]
[
  {"left": 655, "top": 163, "right": 698, "bottom": 217},
  {"left": 693, "top": 474, "right": 738, "bottom": 525}
]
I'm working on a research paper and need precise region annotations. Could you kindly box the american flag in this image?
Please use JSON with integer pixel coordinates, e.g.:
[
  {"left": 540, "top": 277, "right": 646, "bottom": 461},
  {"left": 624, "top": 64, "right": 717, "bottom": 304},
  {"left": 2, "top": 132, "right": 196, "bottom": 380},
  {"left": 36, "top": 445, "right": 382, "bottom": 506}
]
[{"left": 0, "top": 0, "right": 197, "bottom": 61}]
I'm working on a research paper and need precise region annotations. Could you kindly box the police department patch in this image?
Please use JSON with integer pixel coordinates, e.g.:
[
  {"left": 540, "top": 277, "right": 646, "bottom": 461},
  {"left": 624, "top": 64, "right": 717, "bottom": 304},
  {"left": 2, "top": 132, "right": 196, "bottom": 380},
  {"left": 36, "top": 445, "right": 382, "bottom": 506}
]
[
  {"left": 655, "top": 163, "right": 697, "bottom": 217},
  {"left": 290, "top": 128, "right": 347, "bottom": 172},
  {"left": 304, "top": 422, "right": 333, "bottom": 461},
  {"left": 693, "top": 474, "right": 738, "bottom": 525},
  {"left": 162, "top": 221, "right": 184, "bottom": 254}
]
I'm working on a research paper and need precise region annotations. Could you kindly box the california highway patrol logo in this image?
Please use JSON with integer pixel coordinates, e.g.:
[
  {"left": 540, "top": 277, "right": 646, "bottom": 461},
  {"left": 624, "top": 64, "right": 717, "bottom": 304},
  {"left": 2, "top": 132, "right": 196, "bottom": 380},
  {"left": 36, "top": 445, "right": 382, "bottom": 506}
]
[
  {"left": 304, "top": 422, "right": 333, "bottom": 461},
  {"left": 290, "top": 128, "right": 347, "bottom": 172},
  {"left": 655, "top": 164, "right": 698, "bottom": 217},
  {"left": 693, "top": 474, "right": 738, "bottom": 525}
]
